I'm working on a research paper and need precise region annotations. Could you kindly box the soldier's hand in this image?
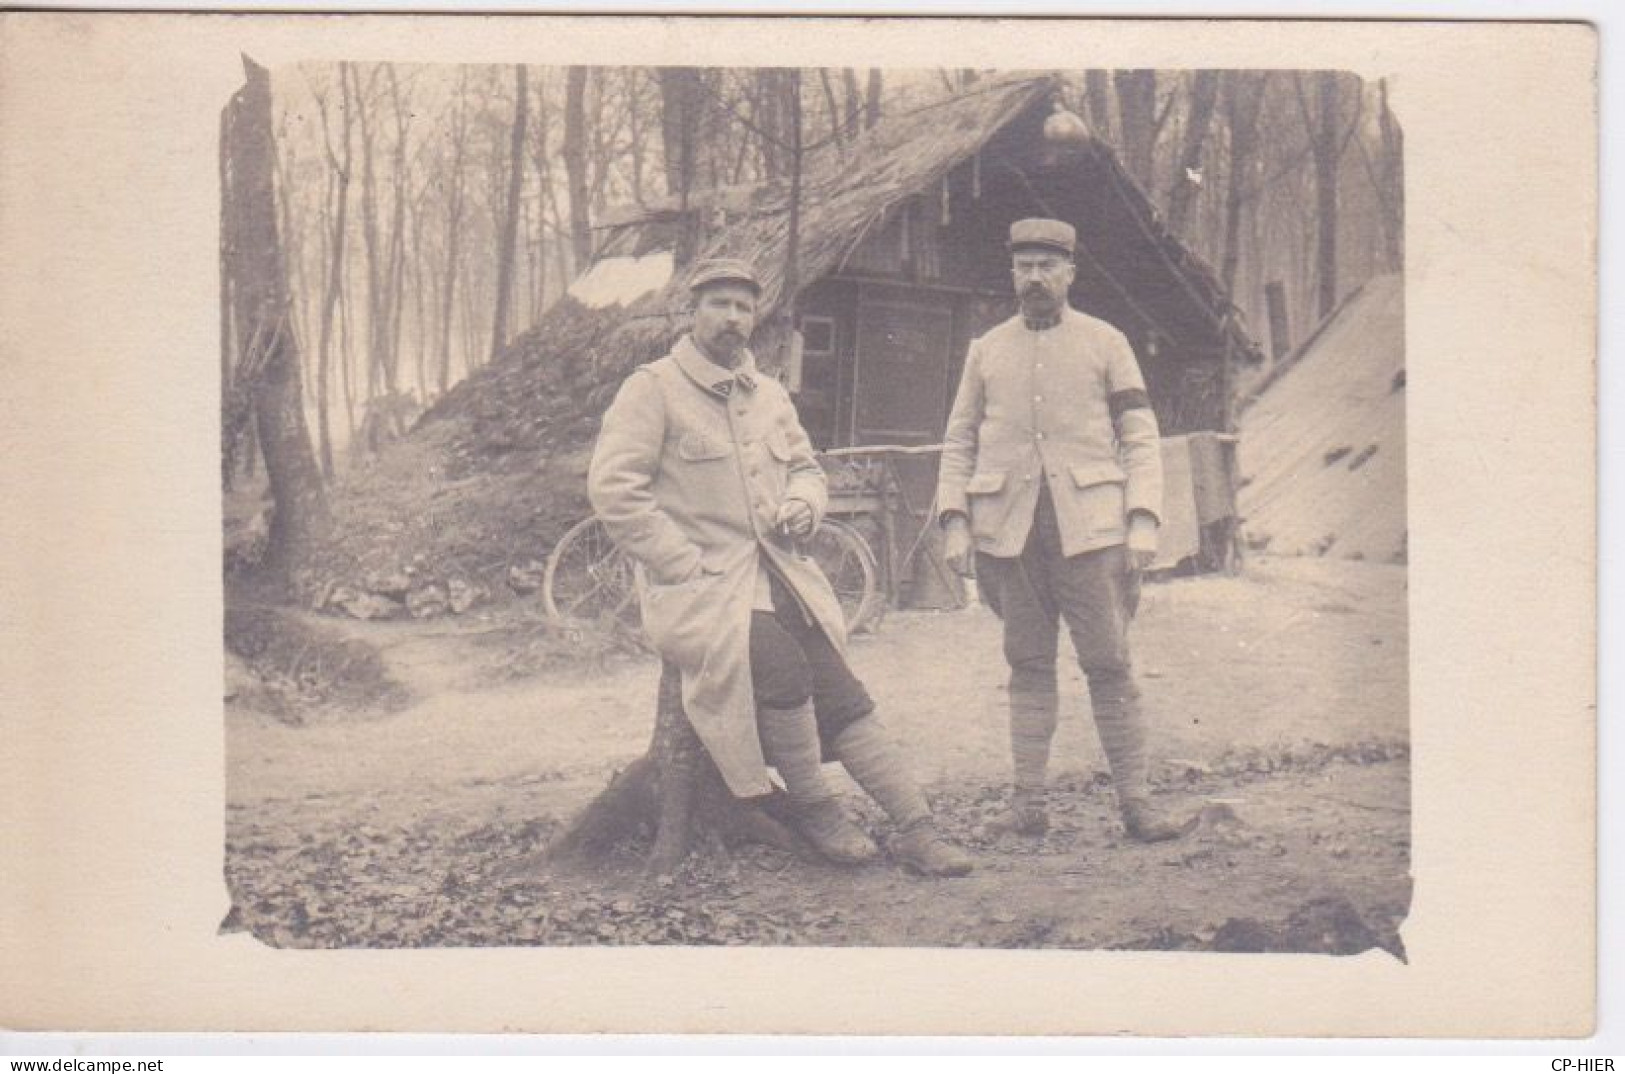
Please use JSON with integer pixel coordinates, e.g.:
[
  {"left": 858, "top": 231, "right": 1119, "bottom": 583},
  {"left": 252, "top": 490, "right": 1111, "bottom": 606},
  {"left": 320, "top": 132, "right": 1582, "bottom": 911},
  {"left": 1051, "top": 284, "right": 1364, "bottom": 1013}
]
[
  {"left": 775, "top": 498, "right": 815, "bottom": 538},
  {"left": 943, "top": 514, "right": 974, "bottom": 575},
  {"left": 1126, "top": 512, "right": 1159, "bottom": 572}
]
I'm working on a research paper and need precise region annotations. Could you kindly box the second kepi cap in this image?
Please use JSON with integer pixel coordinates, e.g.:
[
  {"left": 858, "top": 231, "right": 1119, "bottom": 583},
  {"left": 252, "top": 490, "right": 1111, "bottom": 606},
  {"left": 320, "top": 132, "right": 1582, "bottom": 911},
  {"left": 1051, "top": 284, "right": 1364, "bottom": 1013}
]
[
  {"left": 687, "top": 257, "right": 763, "bottom": 296},
  {"left": 1008, "top": 218, "right": 1077, "bottom": 257}
]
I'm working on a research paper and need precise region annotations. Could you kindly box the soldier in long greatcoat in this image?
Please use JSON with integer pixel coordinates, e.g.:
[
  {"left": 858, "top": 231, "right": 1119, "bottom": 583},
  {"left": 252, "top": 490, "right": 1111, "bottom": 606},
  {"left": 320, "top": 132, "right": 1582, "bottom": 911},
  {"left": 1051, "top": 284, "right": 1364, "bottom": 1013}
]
[{"left": 589, "top": 258, "right": 972, "bottom": 876}]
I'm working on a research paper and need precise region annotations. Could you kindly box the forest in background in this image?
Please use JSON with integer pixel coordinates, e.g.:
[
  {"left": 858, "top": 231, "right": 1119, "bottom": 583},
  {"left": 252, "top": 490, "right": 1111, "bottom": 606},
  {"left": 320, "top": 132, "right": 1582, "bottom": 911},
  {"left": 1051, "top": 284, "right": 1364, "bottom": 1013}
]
[{"left": 225, "top": 63, "right": 1402, "bottom": 488}]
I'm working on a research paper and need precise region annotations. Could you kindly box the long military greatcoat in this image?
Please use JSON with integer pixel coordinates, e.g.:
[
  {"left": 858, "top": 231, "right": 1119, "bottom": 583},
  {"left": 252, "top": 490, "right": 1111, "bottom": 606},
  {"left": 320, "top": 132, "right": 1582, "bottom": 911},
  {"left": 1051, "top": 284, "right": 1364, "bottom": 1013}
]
[{"left": 588, "top": 335, "right": 847, "bottom": 797}]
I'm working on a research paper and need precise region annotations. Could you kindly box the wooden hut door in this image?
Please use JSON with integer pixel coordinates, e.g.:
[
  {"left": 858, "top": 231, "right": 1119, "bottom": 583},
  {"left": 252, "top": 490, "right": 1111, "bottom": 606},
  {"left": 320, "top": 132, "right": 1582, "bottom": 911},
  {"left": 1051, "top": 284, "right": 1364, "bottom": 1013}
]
[{"left": 851, "top": 297, "right": 953, "bottom": 445}]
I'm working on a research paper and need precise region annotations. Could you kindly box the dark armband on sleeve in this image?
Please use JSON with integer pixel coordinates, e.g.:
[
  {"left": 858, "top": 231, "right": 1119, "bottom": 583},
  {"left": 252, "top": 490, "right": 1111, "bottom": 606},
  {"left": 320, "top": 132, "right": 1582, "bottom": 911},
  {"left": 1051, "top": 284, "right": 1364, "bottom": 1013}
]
[{"left": 1108, "top": 388, "right": 1152, "bottom": 420}]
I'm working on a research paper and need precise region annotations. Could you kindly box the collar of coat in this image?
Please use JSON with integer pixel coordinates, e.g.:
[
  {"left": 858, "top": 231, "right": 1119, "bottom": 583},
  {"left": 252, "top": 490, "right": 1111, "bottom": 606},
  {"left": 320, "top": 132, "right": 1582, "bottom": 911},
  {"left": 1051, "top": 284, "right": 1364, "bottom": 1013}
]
[
  {"left": 1020, "top": 306, "right": 1066, "bottom": 332},
  {"left": 673, "top": 334, "right": 760, "bottom": 398}
]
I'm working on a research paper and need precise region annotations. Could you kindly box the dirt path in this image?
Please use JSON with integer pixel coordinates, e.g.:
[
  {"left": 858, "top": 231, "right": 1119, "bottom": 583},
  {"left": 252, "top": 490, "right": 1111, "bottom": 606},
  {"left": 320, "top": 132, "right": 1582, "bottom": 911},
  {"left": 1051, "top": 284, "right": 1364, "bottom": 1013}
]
[{"left": 225, "top": 555, "right": 1410, "bottom": 953}]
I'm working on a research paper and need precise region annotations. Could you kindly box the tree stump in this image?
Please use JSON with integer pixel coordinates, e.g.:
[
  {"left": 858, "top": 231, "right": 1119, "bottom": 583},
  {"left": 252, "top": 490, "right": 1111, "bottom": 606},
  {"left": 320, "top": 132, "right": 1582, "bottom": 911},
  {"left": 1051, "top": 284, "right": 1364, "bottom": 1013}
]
[{"left": 547, "top": 660, "right": 814, "bottom": 876}]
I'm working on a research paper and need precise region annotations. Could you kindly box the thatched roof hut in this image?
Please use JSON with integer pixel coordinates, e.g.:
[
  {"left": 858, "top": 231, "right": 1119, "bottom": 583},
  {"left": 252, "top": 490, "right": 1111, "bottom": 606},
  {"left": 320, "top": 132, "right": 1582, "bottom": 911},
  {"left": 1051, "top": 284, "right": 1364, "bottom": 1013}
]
[
  {"left": 318, "top": 73, "right": 1261, "bottom": 608},
  {"left": 428, "top": 72, "right": 1257, "bottom": 464}
]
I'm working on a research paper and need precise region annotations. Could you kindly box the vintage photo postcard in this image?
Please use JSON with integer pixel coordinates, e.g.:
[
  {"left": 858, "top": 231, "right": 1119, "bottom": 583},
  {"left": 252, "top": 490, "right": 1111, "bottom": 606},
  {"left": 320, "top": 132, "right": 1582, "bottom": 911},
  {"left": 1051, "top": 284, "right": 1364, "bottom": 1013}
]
[{"left": 0, "top": 13, "right": 1596, "bottom": 1037}]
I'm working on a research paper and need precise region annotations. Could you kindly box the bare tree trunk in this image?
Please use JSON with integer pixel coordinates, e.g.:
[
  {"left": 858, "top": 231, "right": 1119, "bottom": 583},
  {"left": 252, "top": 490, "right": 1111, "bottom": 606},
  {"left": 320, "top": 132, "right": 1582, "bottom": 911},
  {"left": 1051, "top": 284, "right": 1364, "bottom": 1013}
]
[
  {"left": 563, "top": 66, "right": 593, "bottom": 271},
  {"left": 585, "top": 72, "right": 630, "bottom": 233},
  {"left": 270, "top": 117, "right": 310, "bottom": 411},
  {"left": 438, "top": 72, "right": 471, "bottom": 397},
  {"left": 407, "top": 170, "right": 431, "bottom": 405},
  {"left": 782, "top": 70, "right": 804, "bottom": 304},
  {"left": 753, "top": 69, "right": 785, "bottom": 179},
  {"left": 1220, "top": 71, "right": 1268, "bottom": 295},
  {"left": 310, "top": 64, "right": 355, "bottom": 480},
  {"left": 460, "top": 266, "right": 483, "bottom": 376},
  {"left": 842, "top": 68, "right": 862, "bottom": 134},
  {"left": 383, "top": 66, "right": 412, "bottom": 426},
  {"left": 623, "top": 67, "right": 648, "bottom": 205},
  {"left": 412, "top": 226, "right": 428, "bottom": 405},
  {"left": 551, "top": 193, "right": 572, "bottom": 287},
  {"left": 1083, "top": 69, "right": 1114, "bottom": 143},
  {"left": 817, "top": 68, "right": 843, "bottom": 147},
  {"left": 1265, "top": 279, "right": 1292, "bottom": 361},
  {"left": 339, "top": 269, "right": 357, "bottom": 445},
  {"left": 864, "top": 68, "right": 883, "bottom": 129},
  {"left": 530, "top": 73, "right": 552, "bottom": 319},
  {"left": 1166, "top": 70, "right": 1220, "bottom": 236},
  {"left": 222, "top": 57, "right": 327, "bottom": 578},
  {"left": 348, "top": 63, "right": 393, "bottom": 435},
  {"left": 547, "top": 661, "right": 810, "bottom": 874},
  {"left": 658, "top": 66, "right": 704, "bottom": 263},
  {"left": 1312, "top": 70, "right": 1341, "bottom": 319},
  {"left": 1113, "top": 69, "right": 1158, "bottom": 191},
  {"left": 491, "top": 64, "right": 529, "bottom": 361}
]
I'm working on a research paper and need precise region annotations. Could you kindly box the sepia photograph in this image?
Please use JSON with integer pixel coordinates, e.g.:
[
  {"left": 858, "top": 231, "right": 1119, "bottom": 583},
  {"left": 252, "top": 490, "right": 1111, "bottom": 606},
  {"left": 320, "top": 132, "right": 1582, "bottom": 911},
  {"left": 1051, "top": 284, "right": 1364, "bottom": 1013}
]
[
  {"left": 220, "top": 58, "right": 1409, "bottom": 954},
  {"left": 0, "top": 11, "right": 1597, "bottom": 1038}
]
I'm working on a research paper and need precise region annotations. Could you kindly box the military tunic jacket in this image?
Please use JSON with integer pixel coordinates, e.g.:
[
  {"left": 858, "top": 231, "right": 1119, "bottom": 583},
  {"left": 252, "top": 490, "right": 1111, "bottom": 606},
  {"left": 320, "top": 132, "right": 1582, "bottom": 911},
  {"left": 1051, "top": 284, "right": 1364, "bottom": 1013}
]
[
  {"left": 936, "top": 307, "right": 1164, "bottom": 558},
  {"left": 588, "top": 335, "right": 847, "bottom": 797}
]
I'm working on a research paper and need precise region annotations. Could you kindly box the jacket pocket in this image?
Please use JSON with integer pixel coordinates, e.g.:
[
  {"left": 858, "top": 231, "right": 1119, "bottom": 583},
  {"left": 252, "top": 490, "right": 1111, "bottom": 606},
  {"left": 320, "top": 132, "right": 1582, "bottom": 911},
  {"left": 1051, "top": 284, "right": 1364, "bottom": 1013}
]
[
  {"left": 765, "top": 427, "right": 794, "bottom": 462},
  {"left": 1067, "top": 461, "right": 1127, "bottom": 489},
  {"left": 678, "top": 432, "right": 730, "bottom": 462},
  {"left": 1067, "top": 461, "right": 1129, "bottom": 537},
  {"left": 965, "top": 470, "right": 1011, "bottom": 540},
  {"left": 646, "top": 560, "right": 717, "bottom": 591},
  {"left": 641, "top": 562, "right": 724, "bottom": 667},
  {"left": 966, "top": 470, "right": 1008, "bottom": 496}
]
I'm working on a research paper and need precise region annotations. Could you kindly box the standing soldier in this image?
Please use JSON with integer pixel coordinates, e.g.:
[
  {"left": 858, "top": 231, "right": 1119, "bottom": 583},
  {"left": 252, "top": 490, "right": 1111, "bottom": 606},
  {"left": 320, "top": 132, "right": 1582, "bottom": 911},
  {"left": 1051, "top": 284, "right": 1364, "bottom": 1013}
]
[
  {"left": 589, "top": 258, "right": 973, "bottom": 876},
  {"left": 937, "top": 219, "right": 1194, "bottom": 843}
]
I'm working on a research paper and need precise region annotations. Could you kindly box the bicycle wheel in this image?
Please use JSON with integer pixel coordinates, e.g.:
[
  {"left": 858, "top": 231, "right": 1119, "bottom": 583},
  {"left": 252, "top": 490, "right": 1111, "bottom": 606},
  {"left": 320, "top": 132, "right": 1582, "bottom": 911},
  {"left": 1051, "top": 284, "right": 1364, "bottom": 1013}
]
[
  {"left": 542, "top": 516, "right": 642, "bottom": 632},
  {"left": 807, "top": 518, "right": 882, "bottom": 634}
]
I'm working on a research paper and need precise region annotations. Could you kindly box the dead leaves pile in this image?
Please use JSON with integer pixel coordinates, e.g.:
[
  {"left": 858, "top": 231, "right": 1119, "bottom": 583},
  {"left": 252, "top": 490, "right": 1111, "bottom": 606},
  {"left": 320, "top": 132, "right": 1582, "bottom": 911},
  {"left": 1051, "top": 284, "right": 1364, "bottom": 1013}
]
[{"left": 225, "top": 810, "right": 856, "bottom": 949}]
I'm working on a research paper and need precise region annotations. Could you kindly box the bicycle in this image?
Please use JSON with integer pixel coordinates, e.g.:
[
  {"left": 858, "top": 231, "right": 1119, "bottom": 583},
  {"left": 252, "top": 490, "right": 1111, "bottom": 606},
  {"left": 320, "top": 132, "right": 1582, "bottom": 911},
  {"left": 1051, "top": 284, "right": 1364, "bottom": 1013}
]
[{"left": 542, "top": 514, "right": 882, "bottom": 637}]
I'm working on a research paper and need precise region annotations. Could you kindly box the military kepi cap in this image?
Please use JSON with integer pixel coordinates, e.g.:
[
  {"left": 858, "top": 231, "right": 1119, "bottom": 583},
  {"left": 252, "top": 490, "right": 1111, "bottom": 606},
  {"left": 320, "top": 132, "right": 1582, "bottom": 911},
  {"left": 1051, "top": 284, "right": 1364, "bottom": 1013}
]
[
  {"left": 1008, "top": 218, "right": 1076, "bottom": 256},
  {"left": 687, "top": 257, "right": 762, "bottom": 296}
]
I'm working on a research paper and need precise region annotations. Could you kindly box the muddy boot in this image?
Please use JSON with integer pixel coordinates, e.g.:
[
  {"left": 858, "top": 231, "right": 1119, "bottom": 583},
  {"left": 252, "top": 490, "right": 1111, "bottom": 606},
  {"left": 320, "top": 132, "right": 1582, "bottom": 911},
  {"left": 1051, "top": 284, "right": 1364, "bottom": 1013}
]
[
  {"left": 761, "top": 702, "right": 879, "bottom": 865},
  {"left": 797, "top": 798, "right": 880, "bottom": 865},
  {"left": 981, "top": 687, "right": 1058, "bottom": 838},
  {"left": 1121, "top": 798, "right": 1198, "bottom": 843},
  {"left": 980, "top": 788, "right": 1049, "bottom": 837},
  {"left": 1088, "top": 671, "right": 1192, "bottom": 842},
  {"left": 890, "top": 819, "right": 974, "bottom": 877}
]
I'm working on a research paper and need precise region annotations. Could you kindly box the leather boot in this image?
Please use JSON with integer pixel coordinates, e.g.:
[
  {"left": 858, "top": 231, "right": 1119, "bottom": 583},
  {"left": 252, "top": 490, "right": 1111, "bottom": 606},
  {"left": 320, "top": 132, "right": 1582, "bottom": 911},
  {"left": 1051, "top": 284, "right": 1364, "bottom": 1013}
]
[
  {"left": 796, "top": 798, "right": 880, "bottom": 864},
  {"left": 1088, "top": 672, "right": 1193, "bottom": 843},
  {"left": 890, "top": 820, "right": 974, "bottom": 877},
  {"left": 760, "top": 702, "right": 879, "bottom": 865}
]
